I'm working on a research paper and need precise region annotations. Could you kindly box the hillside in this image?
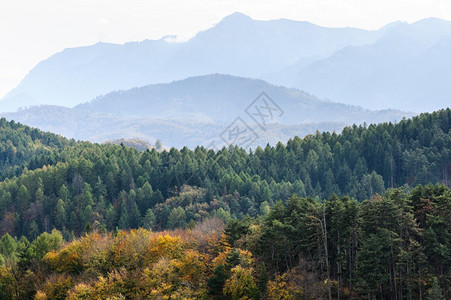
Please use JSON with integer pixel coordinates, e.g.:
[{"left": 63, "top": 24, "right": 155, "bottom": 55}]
[
  {"left": 0, "top": 108, "right": 448, "bottom": 238},
  {"left": 75, "top": 74, "right": 407, "bottom": 123},
  {"left": 0, "top": 75, "right": 410, "bottom": 148},
  {"left": 2, "top": 185, "right": 450, "bottom": 300},
  {"left": 0, "top": 109, "right": 449, "bottom": 299},
  {"left": 0, "top": 118, "right": 73, "bottom": 180}
]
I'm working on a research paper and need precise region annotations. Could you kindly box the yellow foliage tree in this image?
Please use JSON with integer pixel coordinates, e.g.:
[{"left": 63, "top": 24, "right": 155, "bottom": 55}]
[
  {"left": 267, "top": 269, "right": 304, "bottom": 299},
  {"left": 223, "top": 265, "right": 258, "bottom": 300}
]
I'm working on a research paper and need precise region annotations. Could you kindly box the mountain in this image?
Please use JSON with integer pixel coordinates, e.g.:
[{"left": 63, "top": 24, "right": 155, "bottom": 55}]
[
  {"left": 0, "top": 75, "right": 411, "bottom": 148},
  {"left": 0, "top": 13, "right": 378, "bottom": 112},
  {"left": 4, "top": 14, "right": 451, "bottom": 113},
  {"left": 289, "top": 18, "right": 451, "bottom": 112},
  {"left": 3, "top": 14, "right": 451, "bottom": 113},
  {"left": 75, "top": 74, "right": 408, "bottom": 124},
  {"left": 0, "top": 40, "right": 182, "bottom": 112}
]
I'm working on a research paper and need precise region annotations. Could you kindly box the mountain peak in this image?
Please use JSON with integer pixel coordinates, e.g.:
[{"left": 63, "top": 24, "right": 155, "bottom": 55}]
[
  {"left": 413, "top": 17, "right": 450, "bottom": 26},
  {"left": 219, "top": 12, "right": 253, "bottom": 23}
]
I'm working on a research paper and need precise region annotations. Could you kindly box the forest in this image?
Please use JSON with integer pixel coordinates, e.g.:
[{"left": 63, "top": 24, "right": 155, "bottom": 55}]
[{"left": 0, "top": 108, "right": 450, "bottom": 299}]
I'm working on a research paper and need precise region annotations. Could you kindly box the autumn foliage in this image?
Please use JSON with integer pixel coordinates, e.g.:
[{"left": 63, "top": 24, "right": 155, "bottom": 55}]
[{"left": 0, "top": 217, "right": 269, "bottom": 299}]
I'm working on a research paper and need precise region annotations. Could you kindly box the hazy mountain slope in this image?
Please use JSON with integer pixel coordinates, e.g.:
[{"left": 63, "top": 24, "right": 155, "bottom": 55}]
[
  {"left": 291, "top": 18, "right": 451, "bottom": 112},
  {"left": 0, "top": 13, "right": 378, "bottom": 112},
  {"left": 1, "top": 40, "right": 182, "bottom": 111},
  {"left": 258, "top": 55, "right": 325, "bottom": 87},
  {"left": 158, "top": 13, "right": 376, "bottom": 81},
  {"left": 76, "top": 74, "right": 408, "bottom": 125},
  {"left": 405, "top": 35, "right": 451, "bottom": 109},
  {"left": 2, "top": 15, "right": 451, "bottom": 113},
  {"left": 1, "top": 75, "right": 411, "bottom": 148},
  {"left": 326, "top": 35, "right": 451, "bottom": 112},
  {"left": 1, "top": 105, "right": 350, "bottom": 149}
]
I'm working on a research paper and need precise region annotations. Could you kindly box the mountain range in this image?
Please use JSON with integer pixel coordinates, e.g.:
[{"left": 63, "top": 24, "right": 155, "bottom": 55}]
[
  {"left": 0, "top": 12, "right": 380, "bottom": 111},
  {"left": 1, "top": 13, "right": 451, "bottom": 114},
  {"left": 288, "top": 18, "right": 451, "bottom": 111},
  {"left": 0, "top": 74, "right": 410, "bottom": 148}
]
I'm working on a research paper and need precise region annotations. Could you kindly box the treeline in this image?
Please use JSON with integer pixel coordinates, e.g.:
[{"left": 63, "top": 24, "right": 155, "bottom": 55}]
[
  {"left": 0, "top": 109, "right": 450, "bottom": 240},
  {"left": 0, "top": 185, "right": 449, "bottom": 299}
]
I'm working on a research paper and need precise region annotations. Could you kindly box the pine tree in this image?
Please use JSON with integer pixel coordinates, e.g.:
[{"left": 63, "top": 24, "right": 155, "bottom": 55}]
[
  {"left": 167, "top": 207, "right": 186, "bottom": 229},
  {"left": 427, "top": 277, "right": 445, "bottom": 300},
  {"left": 226, "top": 248, "right": 241, "bottom": 271},
  {"left": 143, "top": 209, "right": 156, "bottom": 230},
  {"left": 207, "top": 264, "right": 227, "bottom": 299},
  {"left": 55, "top": 199, "right": 67, "bottom": 229}
]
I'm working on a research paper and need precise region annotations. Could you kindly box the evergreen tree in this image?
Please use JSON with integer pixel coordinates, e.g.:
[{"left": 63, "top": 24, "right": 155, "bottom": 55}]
[
  {"left": 167, "top": 207, "right": 186, "bottom": 229},
  {"left": 208, "top": 264, "right": 228, "bottom": 299},
  {"left": 427, "top": 277, "right": 445, "bottom": 300},
  {"left": 143, "top": 209, "right": 156, "bottom": 230}
]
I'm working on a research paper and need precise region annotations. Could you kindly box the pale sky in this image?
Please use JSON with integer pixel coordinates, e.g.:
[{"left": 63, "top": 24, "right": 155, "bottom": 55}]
[{"left": 1, "top": 0, "right": 451, "bottom": 99}]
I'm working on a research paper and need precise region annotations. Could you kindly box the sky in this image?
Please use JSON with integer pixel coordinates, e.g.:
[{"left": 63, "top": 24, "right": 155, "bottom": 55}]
[{"left": 1, "top": 0, "right": 451, "bottom": 99}]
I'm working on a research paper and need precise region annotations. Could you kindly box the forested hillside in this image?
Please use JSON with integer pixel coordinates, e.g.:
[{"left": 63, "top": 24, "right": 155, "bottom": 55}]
[
  {"left": 0, "top": 186, "right": 449, "bottom": 299},
  {"left": 0, "top": 118, "right": 74, "bottom": 180},
  {"left": 0, "top": 109, "right": 450, "bottom": 299}
]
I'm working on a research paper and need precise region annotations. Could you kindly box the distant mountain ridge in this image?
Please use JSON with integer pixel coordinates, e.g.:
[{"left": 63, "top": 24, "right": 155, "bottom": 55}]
[
  {"left": 288, "top": 18, "right": 451, "bottom": 111},
  {"left": 75, "top": 74, "right": 407, "bottom": 124},
  {"left": 1, "top": 75, "right": 411, "bottom": 148},
  {"left": 0, "top": 12, "right": 381, "bottom": 112},
  {"left": 3, "top": 14, "right": 451, "bottom": 113}
]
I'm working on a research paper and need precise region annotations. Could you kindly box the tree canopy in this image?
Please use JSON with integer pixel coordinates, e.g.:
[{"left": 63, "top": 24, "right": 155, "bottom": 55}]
[{"left": 0, "top": 109, "right": 450, "bottom": 298}]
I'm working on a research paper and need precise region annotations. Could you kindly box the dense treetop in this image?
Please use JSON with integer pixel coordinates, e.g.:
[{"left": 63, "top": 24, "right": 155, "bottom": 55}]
[
  {"left": 0, "top": 118, "right": 74, "bottom": 180},
  {"left": 0, "top": 109, "right": 450, "bottom": 299},
  {"left": 0, "top": 185, "right": 449, "bottom": 299},
  {"left": 0, "top": 109, "right": 449, "bottom": 239}
]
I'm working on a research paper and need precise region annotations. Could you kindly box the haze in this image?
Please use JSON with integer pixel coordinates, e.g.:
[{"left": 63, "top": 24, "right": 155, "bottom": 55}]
[{"left": 1, "top": 0, "right": 451, "bottom": 99}]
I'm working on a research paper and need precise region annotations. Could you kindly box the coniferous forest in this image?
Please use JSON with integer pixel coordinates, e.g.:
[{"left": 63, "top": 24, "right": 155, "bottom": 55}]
[{"left": 0, "top": 109, "right": 450, "bottom": 299}]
